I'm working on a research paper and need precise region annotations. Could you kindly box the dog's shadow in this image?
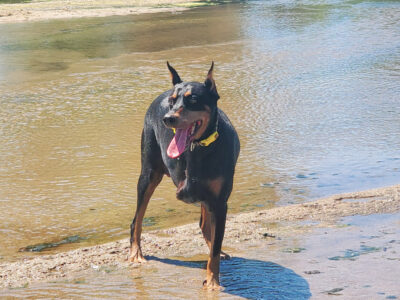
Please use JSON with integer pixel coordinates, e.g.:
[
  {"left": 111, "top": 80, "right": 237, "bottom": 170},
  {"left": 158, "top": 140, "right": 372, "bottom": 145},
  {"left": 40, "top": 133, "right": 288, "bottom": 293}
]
[{"left": 148, "top": 256, "right": 311, "bottom": 299}]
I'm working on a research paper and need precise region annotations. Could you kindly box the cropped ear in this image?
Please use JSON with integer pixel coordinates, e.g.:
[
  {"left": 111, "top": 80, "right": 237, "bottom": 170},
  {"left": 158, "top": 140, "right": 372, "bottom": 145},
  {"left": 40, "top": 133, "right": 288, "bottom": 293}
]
[
  {"left": 167, "top": 61, "right": 182, "bottom": 86},
  {"left": 204, "top": 61, "right": 219, "bottom": 101}
]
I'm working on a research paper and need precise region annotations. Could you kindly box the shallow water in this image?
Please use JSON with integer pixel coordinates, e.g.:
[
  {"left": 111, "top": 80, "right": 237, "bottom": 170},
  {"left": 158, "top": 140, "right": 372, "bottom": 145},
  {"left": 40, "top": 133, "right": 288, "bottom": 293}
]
[
  {"left": 3, "top": 213, "right": 399, "bottom": 298},
  {"left": 0, "top": 0, "right": 399, "bottom": 260},
  {"left": 1, "top": 257, "right": 312, "bottom": 299}
]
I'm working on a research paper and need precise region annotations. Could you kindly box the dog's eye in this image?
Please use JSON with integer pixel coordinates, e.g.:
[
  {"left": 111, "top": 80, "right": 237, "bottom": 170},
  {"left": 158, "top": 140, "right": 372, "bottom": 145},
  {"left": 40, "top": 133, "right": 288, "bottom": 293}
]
[
  {"left": 168, "top": 96, "right": 176, "bottom": 108},
  {"left": 187, "top": 95, "right": 197, "bottom": 104}
]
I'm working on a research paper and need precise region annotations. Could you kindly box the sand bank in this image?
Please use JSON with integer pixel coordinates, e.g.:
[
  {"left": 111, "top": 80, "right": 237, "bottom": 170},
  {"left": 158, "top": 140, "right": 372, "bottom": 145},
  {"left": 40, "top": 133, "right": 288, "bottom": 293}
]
[
  {"left": 0, "top": 0, "right": 210, "bottom": 24},
  {"left": 0, "top": 184, "right": 399, "bottom": 289}
]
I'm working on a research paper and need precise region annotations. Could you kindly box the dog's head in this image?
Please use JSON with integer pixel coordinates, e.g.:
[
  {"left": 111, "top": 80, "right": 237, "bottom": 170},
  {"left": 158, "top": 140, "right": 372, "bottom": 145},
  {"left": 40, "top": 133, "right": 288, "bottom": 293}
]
[{"left": 163, "top": 62, "right": 220, "bottom": 158}]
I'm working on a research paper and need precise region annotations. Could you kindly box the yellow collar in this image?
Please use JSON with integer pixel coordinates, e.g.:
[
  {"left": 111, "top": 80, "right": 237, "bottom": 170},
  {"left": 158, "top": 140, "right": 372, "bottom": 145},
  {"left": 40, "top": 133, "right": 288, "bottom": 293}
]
[
  {"left": 197, "top": 130, "right": 219, "bottom": 146},
  {"left": 172, "top": 128, "right": 219, "bottom": 147}
]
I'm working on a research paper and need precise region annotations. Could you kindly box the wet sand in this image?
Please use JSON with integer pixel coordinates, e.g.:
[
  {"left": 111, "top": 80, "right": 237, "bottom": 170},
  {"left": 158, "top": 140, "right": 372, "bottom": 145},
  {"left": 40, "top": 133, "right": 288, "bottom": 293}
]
[
  {"left": 0, "top": 0, "right": 207, "bottom": 23},
  {"left": 1, "top": 184, "right": 399, "bottom": 291}
]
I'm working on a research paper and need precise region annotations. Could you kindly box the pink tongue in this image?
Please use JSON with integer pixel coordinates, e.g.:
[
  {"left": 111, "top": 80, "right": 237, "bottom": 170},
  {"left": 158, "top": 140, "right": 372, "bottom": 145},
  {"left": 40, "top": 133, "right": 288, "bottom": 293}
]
[{"left": 167, "top": 127, "right": 191, "bottom": 158}]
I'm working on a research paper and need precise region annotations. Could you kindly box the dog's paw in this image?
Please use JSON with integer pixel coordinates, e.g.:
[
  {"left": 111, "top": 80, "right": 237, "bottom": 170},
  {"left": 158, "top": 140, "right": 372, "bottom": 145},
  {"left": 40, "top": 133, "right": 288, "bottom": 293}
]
[
  {"left": 128, "top": 246, "right": 147, "bottom": 263},
  {"left": 220, "top": 251, "right": 231, "bottom": 260},
  {"left": 202, "top": 278, "right": 222, "bottom": 291}
]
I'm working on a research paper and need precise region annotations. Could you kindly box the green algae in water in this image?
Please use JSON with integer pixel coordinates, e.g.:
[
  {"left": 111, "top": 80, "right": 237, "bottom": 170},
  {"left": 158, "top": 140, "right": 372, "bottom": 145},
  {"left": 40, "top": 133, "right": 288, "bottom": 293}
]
[
  {"left": 304, "top": 270, "right": 321, "bottom": 275},
  {"left": 73, "top": 279, "right": 86, "bottom": 284},
  {"left": 260, "top": 182, "right": 275, "bottom": 188},
  {"left": 8, "top": 282, "right": 29, "bottom": 290},
  {"left": 329, "top": 245, "right": 380, "bottom": 261},
  {"left": 262, "top": 233, "right": 276, "bottom": 238},
  {"left": 19, "top": 235, "right": 85, "bottom": 252},
  {"left": 282, "top": 247, "right": 306, "bottom": 253},
  {"left": 324, "top": 287, "right": 344, "bottom": 295},
  {"left": 157, "top": 0, "right": 231, "bottom": 9},
  {"left": 296, "top": 174, "right": 308, "bottom": 179},
  {"left": 143, "top": 216, "right": 157, "bottom": 227},
  {"left": 175, "top": 2, "right": 219, "bottom": 8},
  {"left": 0, "top": 0, "right": 30, "bottom": 3}
]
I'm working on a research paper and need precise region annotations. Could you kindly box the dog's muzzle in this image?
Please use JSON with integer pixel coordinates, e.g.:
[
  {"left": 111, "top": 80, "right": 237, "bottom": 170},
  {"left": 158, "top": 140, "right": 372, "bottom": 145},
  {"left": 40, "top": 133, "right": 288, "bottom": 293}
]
[{"left": 163, "top": 114, "right": 178, "bottom": 127}]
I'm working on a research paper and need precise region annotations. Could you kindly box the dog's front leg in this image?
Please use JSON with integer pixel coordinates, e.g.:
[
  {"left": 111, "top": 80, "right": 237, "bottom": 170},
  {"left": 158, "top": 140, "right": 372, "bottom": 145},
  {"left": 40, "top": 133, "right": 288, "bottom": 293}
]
[{"left": 203, "top": 202, "right": 227, "bottom": 290}]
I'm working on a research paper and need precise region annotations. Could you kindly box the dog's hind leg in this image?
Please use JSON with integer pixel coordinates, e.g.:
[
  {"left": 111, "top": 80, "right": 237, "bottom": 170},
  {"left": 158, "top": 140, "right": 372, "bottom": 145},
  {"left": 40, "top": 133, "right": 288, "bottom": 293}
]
[
  {"left": 129, "top": 129, "right": 164, "bottom": 263},
  {"left": 200, "top": 203, "right": 230, "bottom": 260}
]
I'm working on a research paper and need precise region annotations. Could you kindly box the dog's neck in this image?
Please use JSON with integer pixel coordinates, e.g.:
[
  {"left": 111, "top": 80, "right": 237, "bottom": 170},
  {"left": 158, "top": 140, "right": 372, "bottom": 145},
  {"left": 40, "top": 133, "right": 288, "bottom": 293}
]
[
  {"left": 195, "top": 107, "right": 218, "bottom": 143},
  {"left": 180, "top": 107, "right": 220, "bottom": 190},
  {"left": 184, "top": 107, "right": 218, "bottom": 170}
]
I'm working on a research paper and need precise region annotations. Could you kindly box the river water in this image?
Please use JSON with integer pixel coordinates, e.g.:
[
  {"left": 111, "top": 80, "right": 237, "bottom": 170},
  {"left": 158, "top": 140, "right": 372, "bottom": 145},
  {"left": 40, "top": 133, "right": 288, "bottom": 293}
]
[{"left": 0, "top": 0, "right": 399, "bottom": 262}]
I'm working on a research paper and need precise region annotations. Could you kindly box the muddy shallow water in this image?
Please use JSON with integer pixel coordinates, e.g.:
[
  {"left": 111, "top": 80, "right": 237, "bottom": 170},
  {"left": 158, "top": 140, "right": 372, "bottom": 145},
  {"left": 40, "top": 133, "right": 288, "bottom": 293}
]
[
  {"left": 2, "top": 212, "right": 399, "bottom": 299},
  {"left": 0, "top": 0, "right": 399, "bottom": 261}
]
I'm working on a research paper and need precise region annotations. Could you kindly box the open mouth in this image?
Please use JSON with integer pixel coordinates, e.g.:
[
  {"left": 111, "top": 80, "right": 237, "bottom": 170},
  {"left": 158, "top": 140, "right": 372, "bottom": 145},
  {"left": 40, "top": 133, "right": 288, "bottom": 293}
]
[{"left": 167, "top": 120, "right": 202, "bottom": 159}]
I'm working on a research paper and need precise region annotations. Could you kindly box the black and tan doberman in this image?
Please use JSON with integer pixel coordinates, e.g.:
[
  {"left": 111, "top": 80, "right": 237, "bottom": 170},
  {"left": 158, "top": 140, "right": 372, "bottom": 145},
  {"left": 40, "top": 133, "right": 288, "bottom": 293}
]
[{"left": 129, "top": 62, "right": 240, "bottom": 289}]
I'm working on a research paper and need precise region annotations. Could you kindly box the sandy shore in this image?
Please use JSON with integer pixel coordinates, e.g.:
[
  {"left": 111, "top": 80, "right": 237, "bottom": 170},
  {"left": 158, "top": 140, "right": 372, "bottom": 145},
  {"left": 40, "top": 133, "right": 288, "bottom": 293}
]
[
  {"left": 0, "top": 0, "right": 210, "bottom": 24},
  {"left": 0, "top": 184, "right": 399, "bottom": 290}
]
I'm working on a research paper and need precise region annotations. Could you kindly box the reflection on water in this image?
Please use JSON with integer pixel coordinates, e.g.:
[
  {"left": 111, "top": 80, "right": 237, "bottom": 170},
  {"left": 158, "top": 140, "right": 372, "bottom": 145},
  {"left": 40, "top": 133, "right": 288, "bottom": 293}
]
[
  {"left": 0, "top": 0, "right": 399, "bottom": 262},
  {"left": 150, "top": 257, "right": 311, "bottom": 299}
]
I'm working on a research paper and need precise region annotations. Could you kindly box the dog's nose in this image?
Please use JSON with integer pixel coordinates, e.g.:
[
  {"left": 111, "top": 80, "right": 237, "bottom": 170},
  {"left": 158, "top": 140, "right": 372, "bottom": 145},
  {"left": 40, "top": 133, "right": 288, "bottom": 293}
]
[{"left": 163, "top": 115, "right": 177, "bottom": 127}]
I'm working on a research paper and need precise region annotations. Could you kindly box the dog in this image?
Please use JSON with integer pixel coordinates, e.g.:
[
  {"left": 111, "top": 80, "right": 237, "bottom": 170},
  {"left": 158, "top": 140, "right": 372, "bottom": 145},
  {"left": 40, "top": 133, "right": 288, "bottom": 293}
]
[{"left": 129, "top": 62, "right": 240, "bottom": 289}]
